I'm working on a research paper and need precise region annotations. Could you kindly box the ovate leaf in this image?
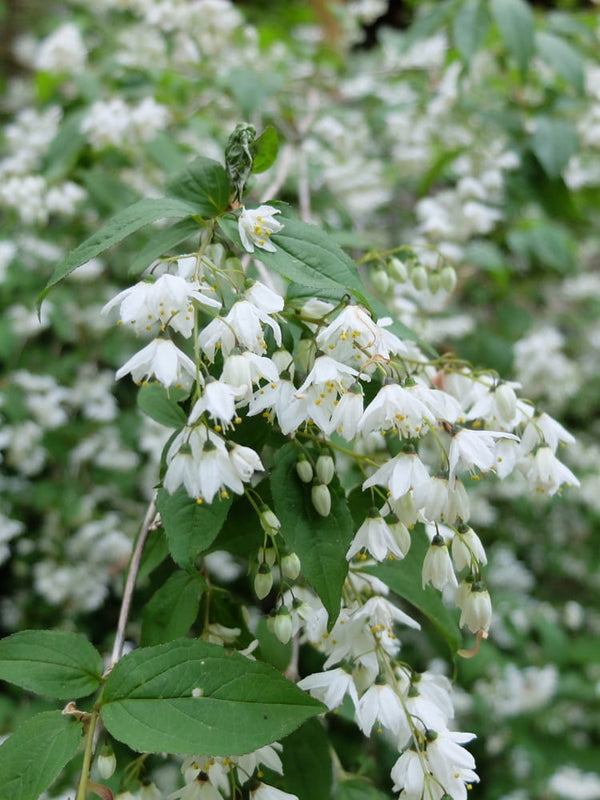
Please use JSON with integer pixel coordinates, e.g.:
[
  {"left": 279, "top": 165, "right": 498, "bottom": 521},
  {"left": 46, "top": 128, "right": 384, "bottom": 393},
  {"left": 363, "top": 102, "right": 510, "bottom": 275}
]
[
  {"left": 166, "top": 156, "right": 231, "bottom": 217},
  {"left": 271, "top": 443, "right": 354, "bottom": 625},
  {"left": 280, "top": 719, "right": 333, "bottom": 800},
  {"left": 137, "top": 383, "right": 188, "bottom": 429},
  {"left": 490, "top": 0, "right": 535, "bottom": 75},
  {"left": 41, "top": 197, "right": 200, "bottom": 301},
  {"left": 100, "top": 638, "right": 325, "bottom": 755},
  {"left": 530, "top": 117, "right": 579, "bottom": 179},
  {"left": 141, "top": 570, "right": 206, "bottom": 646},
  {"left": 130, "top": 217, "right": 201, "bottom": 275},
  {"left": 251, "top": 126, "right": 279, "bottom": 174},
  {"left": 364, "top": 528, "right": 461, "bottom": 653},
  {"left": 0, "top": 711, "right": 83, "bottom": 800},
  {"left": 0, "top": 629, "right": 103, "bottom": 699},
  {"left": 452, "top": 0, "right": 490, "bottom": 62},
  {"left": 535, "top": 31, "right": 584, "bottom": 94},
  {"left": 156, "top": 488, "right": 232, "bottom": 569}
]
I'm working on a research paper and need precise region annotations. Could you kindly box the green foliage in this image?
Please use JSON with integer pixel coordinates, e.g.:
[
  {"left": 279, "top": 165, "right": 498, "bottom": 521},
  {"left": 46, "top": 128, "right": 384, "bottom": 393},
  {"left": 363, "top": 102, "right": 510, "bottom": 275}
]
[
  {"left": 251, "top": 125, "right": 280, "bottom": 174},
  {"left": 166, "top": 156, "right": 232, "bottom": 216},
  {"left": 100, "top": 639, "right": 325, "bottom": 755},
  {"left": 137, "top": 384, "right": 189, "bottom": 429},
  {"left": 452, "top": 0, "right": 491, "bottom": 62},
  {"left": 490, "top": 0, "right": 535, "bottom": 74},
  {"left": 280, "top": 719, "right": 333, "bottom": 800},
  {"left": 141, "top": 570, "right": 206, "bottom": 645},
  {"left": 530, "top": 117, "right": 579, "bottom": 179}
]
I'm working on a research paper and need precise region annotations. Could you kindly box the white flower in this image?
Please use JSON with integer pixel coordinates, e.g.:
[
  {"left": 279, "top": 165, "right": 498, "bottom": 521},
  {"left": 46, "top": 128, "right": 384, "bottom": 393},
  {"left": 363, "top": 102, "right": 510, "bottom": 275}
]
[
  {"left": 447, "top": 427, "right": 518, "bottom": 481},
  {"left": 519, "top": 446, "right": 579, "bottom": 495},
  {"left": 390, "top": 749, "right": 426, "bottom": 795},
  {"left": 413, "top": 476, "right": 470, "bottom": 524},
  {"left": 363, "top": 452, "right": 430, "bottom": 500},
  {"left": 355, "top": 682, "right": 408, "bottom": 739},
  {"left": 249, "top": 783, "right": 298, "bottom": 800},
  {"left": 328, "top": 383, "right": 364, "bottom": 439},
  {"left": 221, "top": 351, "right": 279, "bottom": 402},
  {"left": 245, "top": 280, "right": 285, "bottom": 313},
  {"left": 298, "top": 667, "right": 359, "bottom": 710},
  {"left": 115, "top": 338, "right": 196, "bottom": 388},
  {"left": 422, "top": 536, "right": 458, "bottom": 591},
  {"left": 451, "top": 525, "right": 487, "bottom": 571},
  {"left": 189, "top": 380, "right": 244, "bottom": 429},
  {"left": 347, "top": 510, "right": 406, "bottom": 562},
  {"left": 520, "top": 412, "right": 575, "bottom": 454},
  {"left": 458, "top": 584, "right": 492, "bottom": 633},
  {"left": 358, "top": 382, "right": 435, "bottom": 438},
  {"left": 238, "top": 205, "right": 283, "bottom": 253},
  {"left": 168, "top": 775, "right": 225, "bottom": 800}
]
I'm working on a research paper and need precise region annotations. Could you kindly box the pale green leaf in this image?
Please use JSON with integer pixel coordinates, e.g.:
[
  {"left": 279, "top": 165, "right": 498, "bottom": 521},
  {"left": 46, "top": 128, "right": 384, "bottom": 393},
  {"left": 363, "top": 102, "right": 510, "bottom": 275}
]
[
  {"left": 100, "top": 638, "right": 325, "bottom": 755},
  {"left": 0, "top": 629, "right": 103, "bottom": 699},
  {"left": 535, "top": 31, "right": 585, "bottom": 94},
  {"left": 137, "top": 384, "right": 188, "bottom": 429},
  {"left": 0, "top": 711, "right": 83, "bottom": 800},
  {"left": 531, "top": 117, "right": 579, "bottom": 178},
  {"left": 251, "top": 126, "right": 279, "bottom": 174},
  {"left": 452, "top": 0, "right": 490, "bottom": 61},
  {"left": 490, "top": 0, "right": 535, "bottom": 74}
]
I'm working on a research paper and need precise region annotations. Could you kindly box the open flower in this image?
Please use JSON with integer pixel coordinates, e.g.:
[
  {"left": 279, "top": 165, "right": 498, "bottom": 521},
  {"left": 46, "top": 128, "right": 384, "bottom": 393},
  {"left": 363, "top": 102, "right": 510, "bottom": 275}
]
[{"left": 238, "top": 205, "right": 283, "bottom": 253}]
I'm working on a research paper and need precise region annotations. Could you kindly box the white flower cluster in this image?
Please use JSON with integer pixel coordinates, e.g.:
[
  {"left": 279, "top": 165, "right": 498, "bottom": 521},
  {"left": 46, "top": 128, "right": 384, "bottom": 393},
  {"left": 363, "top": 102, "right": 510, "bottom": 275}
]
[{"left": 80, "top": 96, "right": 171, "bottom": 150}]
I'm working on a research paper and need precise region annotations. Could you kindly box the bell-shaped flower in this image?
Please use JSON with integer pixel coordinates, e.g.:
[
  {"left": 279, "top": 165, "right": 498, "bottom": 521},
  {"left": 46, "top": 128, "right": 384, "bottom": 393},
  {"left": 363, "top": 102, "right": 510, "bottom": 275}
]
[
  {"left": 115, "top": 338, "right": 196, "bottom": 388},
  {"left": 238, "top": 205, "right": 283, "bottom": 253}
]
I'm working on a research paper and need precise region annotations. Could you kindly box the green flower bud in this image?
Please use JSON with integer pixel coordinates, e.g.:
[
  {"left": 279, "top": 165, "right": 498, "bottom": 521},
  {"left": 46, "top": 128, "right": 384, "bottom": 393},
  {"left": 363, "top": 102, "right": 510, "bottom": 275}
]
[
  {"left": 281, "top": 552, "right": 301, "bottom": 580},
  {"left": 258, "top": 546, "right": 277, "bottom": 567},
  {"left": 97, "top": 746, "right": 116, "bottom": 779},
  {"left": 388, "top": 257, "right": 408, "bottom": 282},
  {"left": 410, "top": 265, "right": 428, "bottom": 291},
  {"left": 440, "top": 264, "right": 457, "bottom": 293},
  {"left": 296, "top": 454, "right": 314, "bottom": 483},
  {"left": 371, "top": 269, "right": 390, "bottom": 294},
  {"left": 311, "top": 483, "right": 331, "bottom": 517},
  {"left": 260, "top": 505, "right": 281, "bottom": 534},
  {"left": 254, "top": 564, "right": 273, "bottom": 599},
  {"left": 273, "top": 606, "right": 293, "bottom": 644},
  {"left": 428, "top": 271, "right": 441, "bottom": 294},
  {"left": 316, "top": 451, "right": 335, "bottom": 485}
]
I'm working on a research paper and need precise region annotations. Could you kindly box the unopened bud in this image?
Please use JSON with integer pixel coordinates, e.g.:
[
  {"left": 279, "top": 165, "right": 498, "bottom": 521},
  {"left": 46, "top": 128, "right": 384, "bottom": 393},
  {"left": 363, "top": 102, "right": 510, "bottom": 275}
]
[
  {"left": 260, "top": 505, "right": 281, "bottom": 534},
  {"left": 296, "top": 454, "right": 313, "bottom": 483},
  {"left": 140, "top": 783, "right": 162, "bottom": 800},
  {"left": 439, "top": 265, "right": 457, "bottom": 292},
  {"left": 316, "top": 451, "right": 334, "bottom": 485},
  {"left": 273, "top": 606, "right": 293, "bottom": 644},
  {"left": 410, "top": 265, "right": 428, "bottom": 291},
  {"left": 258, "top": 546, "right": 277, "bottom": 567},
  {"left": 254, "top": 564, "right": 273, "bottom": 599},
  {"left": 494, "top": 383, "right": 517, "bottom": 423},
  {"left": 428, "top": 271, "right": 441, "bottom": 294},
  {"left": 371, "top": 269, "right": 390, "bottom": 294},
  {"left": 388, "top": 515, "right": 411, "bottom": 556},
  {"left": 311, "top": 483, "right": 331, "bottom": 517},
  {"left": 296, "top": 338, "right": 314, "bottom": 374},
  {"left": 388, "top": 257, "right": 408, "bottom": 282},
  {"left": 281, "top": 552, "right": 301, "bottom": 580},
  {"left": 97, "top": 746, "right": 116, "bottom": 779}
]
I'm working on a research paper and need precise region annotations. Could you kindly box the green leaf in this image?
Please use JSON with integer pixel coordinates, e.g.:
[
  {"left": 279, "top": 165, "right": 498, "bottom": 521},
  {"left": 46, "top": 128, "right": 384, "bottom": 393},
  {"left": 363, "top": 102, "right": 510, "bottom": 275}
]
[
  {"left": 40, "top": 197, "right": 201, "bottom": 301},
  {"left": 138, "top": 528, "right": 170, "bottom": 579},
  {"left": 0, "top": 711, "right": 83, "bottom": 800},
  {"left": 166, "top": 156, "right": 231, "bottom": 217},
  {"left": 271, "top": 443, "right": 354, "bottom": 625},
  {"left": 129, "top": 217, "right": 201, "bottom": 275},
  {"left": 452, "top": 0, "right": 490, "bottom": 61},
  {"left": 535, "top": 31, "right": 585, "bottom": 94},
  {"left": 490, "top": 0, "right": 535, "bottom": 75},
  {"left": 335, "top": 778, "right": 390, "bottom": 800},
  {"left": 0, "top": 630, "right": 103, "bottom": 699},
  {"left": 141, "top": 570, "right": 206, "bottom": 646},
  {"left": 217, "top": 214, "right": 365, "bottom": 297},
  {"left": 137, "top": 383, "right": 188, "bottom": 429},
  {"left": 530, "top": 117, "right": 579, "bottom": 179},
  {"left": 41, "top": 111, "right": 85, "bottom": 181},
  {"left": 100, "top": 638, "right": 325, "bottom": 755},
  {"left": 156, "top": 488, "right": 232, "bottom": 569},
  {"left": 507, "top": 221, "right": 576, "bottom": 273},
  {"left": 256, "top": 617, "right": 292, "bottom": 672},
  {"left": 251, "top": 126, "right": 279, "bottom": 174},
  {"left": 80, "top": 169, "right": 141, "bottom": 215},
  {"left": 364, "top": 528, "right": 462, "bottom": 653},
  {"left": 281, "top": 719, "right": 333, "bottom": 800}
]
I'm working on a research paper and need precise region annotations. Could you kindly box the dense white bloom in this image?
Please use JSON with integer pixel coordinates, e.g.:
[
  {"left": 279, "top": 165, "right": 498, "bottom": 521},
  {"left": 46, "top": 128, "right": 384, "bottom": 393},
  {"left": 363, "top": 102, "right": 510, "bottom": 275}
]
[
  {"left": 238, "top": 205, "right": 283, "bottom": 253},
  {"left": 35, "top": 23, "right": 87, "bottom": 73},
  {"left": 115, "top": 338, "right": 196, "bottom": 388}
]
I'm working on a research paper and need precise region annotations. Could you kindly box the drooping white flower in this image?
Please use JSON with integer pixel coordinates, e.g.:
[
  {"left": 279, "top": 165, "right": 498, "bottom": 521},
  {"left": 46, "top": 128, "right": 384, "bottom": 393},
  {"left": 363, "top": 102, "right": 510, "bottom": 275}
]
[
  {"left": 458, "top": 583, "right": 492, "bottom": 633},
  {"left": 362, "top": 452, "right": 430, "bottom": 500},
  {"left": 519, "top": 446, "right": 579, "bottom": 495},
  {"left": 298, "top": 666, "right": 359, "bottom": 710},
  {"left": 451, "top": 525, "right": 487, "bottom": 571},
  {"left": 447, "top": 427, "right": 518, "bottom": 481},
  {"left": 328, "top": 383, "right": 364, "bottom": 438},
  {"left": 221, "top": 351, "right": 279, "bottom": 402},
  {"left": 115, "top": 338, "right": 196, "bottom": 388},
  {"left": 413, "top": 475, "right": 470, "bottom": 524},
  {"left": 355, "top": 682, "right": 409, "bottom": 739},
  {"left": 188, "top": 380, "right": 245, "bottom": 430},
  {"left": 358, "top": 382, "right": 436, "bottom": 438},
  {"left": 238, "top": 205, "right": 283, "bottom": 253},
  {"left": 520, "top": 412, "right": 576, "bottom": 454},
  {"left": 422, "top": 535, "right": 458, "bottom": 591},
  {"left": 244, "top": 280, "right": 285, "bottom": 313},
  {"left": 347, "top": 509, "right": 406, "bottom": 562}
]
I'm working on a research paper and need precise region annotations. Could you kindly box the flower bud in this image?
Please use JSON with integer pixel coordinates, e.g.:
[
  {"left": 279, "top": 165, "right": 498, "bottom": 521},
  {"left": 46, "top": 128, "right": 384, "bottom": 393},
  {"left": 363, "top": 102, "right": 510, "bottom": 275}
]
[
  {"left": 388, "top": 257, "right": 408, "bottom": 282},
  {"left": 494, "top": 383, "right": 517, "bottom": 424},
  {"left": 97, "top": 746, "right": 116, "bottom": 779},
  {"left": 387, "top": 515, "right": 411, "bottom": 556},
  {"left": 311, "top": 483, "right": 331, "bottom": 517},
  {"left": 316, "top": 451, "right": 334, "bottom": 485},
  {"left": 371, "top": 269, "right": 390, "bottom": 294},
  {"left": 410, "top": 265, "right": 428, "bottom": 291},
  {"left": 258, "top": 546, "right": 277, "bottom": 567},
  {"left": 439, "top": 264, "right": 457, "bottom": 292},
  {"left": 281, "top": 552, "right": 301, "bottom": 580},
  {"left": 260, "top": 505, "right": 281, "bottom": 534},
  {"left": 273, "top": 606, "right": 293, "bottom": 644},
  {"left": 428, "top": 271, "right": 441, "bottom": 294},
  {"left": 140, "top": 783, "right": 162, "bottom": 800},
  {"left": 459, "top": 582, "right": 492, "bottom": 633},
  {"left": 271, "top": 348, "right": 294, "bottom": 377},
  {"left": 254, "top": 564, "right": 273, "bottom": 599},
  {"left": 296, "top": 454, "right": 313, "bottom": 483},
  {"left": 296, "top": 338, "right": 314, "bottom": 374}
]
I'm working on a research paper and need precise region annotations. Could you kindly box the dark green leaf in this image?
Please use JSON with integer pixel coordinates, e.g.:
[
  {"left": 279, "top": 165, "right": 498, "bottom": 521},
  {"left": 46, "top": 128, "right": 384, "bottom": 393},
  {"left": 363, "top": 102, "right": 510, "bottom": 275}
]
[
  {"left": 281, "top": 719, "right": 333, "bottom": 800},
  {"left": 40, "top": 197, "right": 201, "bottom": 301},
  {"left": 141, "top": 570, "right": 206, "bottom": 646},
  {"left": 271, "top": 443, "right": 354, "bottom": 625},
  {"left": 100, "top": 638, "right": 325, "bottom": 755},
  {"left": 156, "top": 488, "right": 232, "bottom": 569},
  {"left": 403, "top": 0, "right": 459, "bottom": 49},
  {"left": 0, "top": 630, "right": 103, "bottom": 699},
  {"left": 166, "top": 156, "right": 231, "bottom": 217},
  {"left": 535, "top": 31, "right": 584, "bottom": 94},
  {"left": 452, "top": 0, "right": 490, "bottom": 61},
  {"left": 138, "top": 528, "right": 171, "bottom": 579},
  {"left": 364, "top": 528, "right": 462, "bottom": 653},
  {"left": 530, "top": 117, "right": 579, "bottom": 179},
  {"left": 251, "top": 126, "right": 279, "bottom": 174},
  {"left": 490, "top": 0, "right": 535, "bottom": 74},
  {"left": 256, "top": 617, "right": 292, "bottom": 672},
  {"left": 130, "top": 217, "right": 201, "bottom": 275},
  {"left": 137, "top": 384, "right": 188, "bottom": 429},
  {"left": 0, "top": 711, "right": 83, "bottom": 800},
  {"left": 335, "top": 778, "right": 390, "bottom": 800}
]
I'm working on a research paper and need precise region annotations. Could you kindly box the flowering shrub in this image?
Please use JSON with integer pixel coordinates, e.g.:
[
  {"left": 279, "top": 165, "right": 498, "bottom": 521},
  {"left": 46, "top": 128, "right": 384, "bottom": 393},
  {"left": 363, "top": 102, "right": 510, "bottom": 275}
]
[{"left": 0, "top": 2, "right": 598, "bottom": 800}]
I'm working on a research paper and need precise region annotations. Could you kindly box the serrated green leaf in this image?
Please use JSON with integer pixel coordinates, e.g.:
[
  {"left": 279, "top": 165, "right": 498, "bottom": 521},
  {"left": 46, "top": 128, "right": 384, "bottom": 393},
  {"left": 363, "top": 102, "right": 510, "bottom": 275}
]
[
  {"left": 452, "top": 0, "right": 490, "bottom": 61},
  {"left": 100, "top": 638, "right": 325, "bottom": 755},
  {"left": 280, "top": 718, "right": 333, "bottom": 800},
  {"left": 535, "top": 31, "right": 584, "bottom": 94},
  {"left": 129, "top": 217, "right": 201, "bottom": 275},
  {"left": 166, "top": 156, "right": 231, "bottom": 217},
  {"left": 271, "top": 443, "right": 354, "bottom": 625},
  {"left": 40, "top": 197, "right": 201, "bottom": 302},
  {"left": 0, "top": 711, "right": 83, "bottom": 800},
  {"left": 137, "top": 383, "right": 188, "bottom": 429},
  {"left": 156, "top": 488, "right": 232, "bottom": 569},
  {"left": 490, "top": 0, "right": 535, "bottom": 75},
  {"left": 364, "top": 528, "right": 462, "bottom": 653},
  {"left": 530, "top": 117, "right": 579, "bottom": 179},
  {"left": 251, "top": 126, "right": 279, "bottom": 174},
  {"left": 0, "top": 629, "right": 103, "bottom": 699},
  {"left": 141, "top": 570, "right": 206, "bottom": 646}
]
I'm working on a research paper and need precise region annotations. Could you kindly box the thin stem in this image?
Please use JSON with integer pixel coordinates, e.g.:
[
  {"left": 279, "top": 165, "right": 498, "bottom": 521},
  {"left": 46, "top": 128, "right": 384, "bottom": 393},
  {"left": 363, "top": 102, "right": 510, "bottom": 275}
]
[{"left": 75, "top": 707, "right": 100, "bottom": 800}]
